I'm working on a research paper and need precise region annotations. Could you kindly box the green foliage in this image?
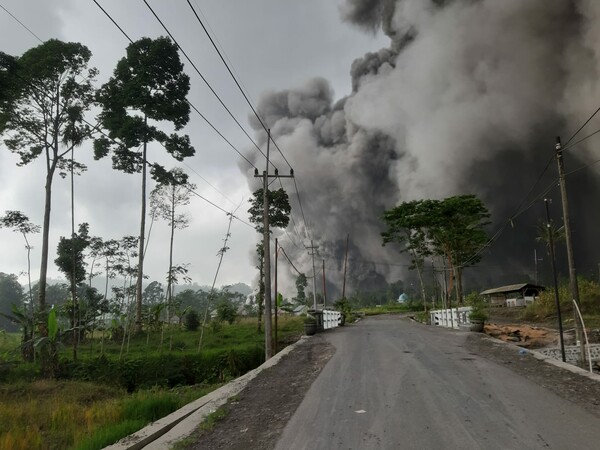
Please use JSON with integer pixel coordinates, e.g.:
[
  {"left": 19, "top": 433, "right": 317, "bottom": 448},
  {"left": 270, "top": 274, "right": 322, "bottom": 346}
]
[
  {"left": 382, "top": 195, "right": 490, "bottom": 303},
  {"left": 465, "top": 291, "right": 488, "bottom": 320},
  {"left": 54, "top": 222, "right": 91, "bottom": 286},
  {"left": 247, "top": 188, "right": 291, "bottom": 234},
  {"left": 95, "top": 36, "right": 194, "bottom": 177},
  {"left": 0, "top": 272, "right": 25, "bottom": 333},
  {"left": 295, "top": 273, "right": 308, "bottom": 304},
  {"left": 522, "top": 276, "right": 600, "bottom": 322},
  {"left": 333, "top": 298, "right": 353, "bottom": 325},
  {"left": 1, "top": 40, "right": 97, "bottom": 348},
  {"left": 0, "top": 380, "right": 215, "bottom": 450},
  {"left": 1, "top": 39, "right": 97, "bottom": 160},
  {"left": 184, "top": 309, "right": 200, "bottom": 331},
  {"left": 216, "top": 301, "right": 237, "bottom": 325},
  {"left": 73, "top": 420, "right": 146, "bottom": 450},
  {"left": 200, "top": 405, "right": 229, "bottom": 431}
]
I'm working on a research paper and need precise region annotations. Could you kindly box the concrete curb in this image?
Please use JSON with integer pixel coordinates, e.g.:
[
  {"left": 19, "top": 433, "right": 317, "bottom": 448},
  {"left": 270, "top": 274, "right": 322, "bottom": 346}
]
[
  {"left": 104, "top": 336, "right": 311, "bottom": 450},
  {"left": 482, "top": 336, "right": 600, "bottom": 382}
]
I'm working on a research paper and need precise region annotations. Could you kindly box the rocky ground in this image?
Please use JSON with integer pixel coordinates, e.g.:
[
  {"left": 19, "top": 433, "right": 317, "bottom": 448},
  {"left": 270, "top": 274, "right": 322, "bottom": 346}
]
[{"left": 179, "top": 320, "right": 600, "bottom": 450}]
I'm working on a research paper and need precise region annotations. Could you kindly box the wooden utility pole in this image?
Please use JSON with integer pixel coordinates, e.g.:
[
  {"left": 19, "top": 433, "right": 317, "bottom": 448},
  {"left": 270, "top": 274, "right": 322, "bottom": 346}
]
[
  {"left": 555, "top": 136, "right": 585, "bottom": 366},
  {"left": 342, "top": 234, "right": 349, "bottom": 299}
]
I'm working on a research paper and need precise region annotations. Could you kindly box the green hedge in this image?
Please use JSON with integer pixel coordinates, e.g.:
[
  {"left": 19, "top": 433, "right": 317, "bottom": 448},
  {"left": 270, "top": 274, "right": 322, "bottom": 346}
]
[{"left": 49, "top": 344, "right": 265, "bottom": 392}]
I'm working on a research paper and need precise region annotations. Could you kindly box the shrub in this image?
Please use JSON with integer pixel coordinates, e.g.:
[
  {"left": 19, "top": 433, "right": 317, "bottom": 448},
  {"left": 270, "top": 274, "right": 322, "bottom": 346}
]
[
  {"left": 184, "top": 309, "right": 200, "bottom": 332},
  {"left": 523, "top": 276, "right": 600, "bottom": 321},
  {"left": 216, "top": 301, "right": 237, "bottom": 325}
]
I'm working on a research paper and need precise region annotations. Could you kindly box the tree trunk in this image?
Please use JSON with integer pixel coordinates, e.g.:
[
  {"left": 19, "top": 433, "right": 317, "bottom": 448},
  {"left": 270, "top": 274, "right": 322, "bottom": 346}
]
[
  {"left": 455, "top": 266, "right": 463, "bottom": 306},
  {"left": 38, "top": 168, "right": 54, "bottom": 334},
  {"left": 135, "top": 123, "right": 148, "bottom": 334},
  {"left": 70, "top": 147, "right": 78, "bottom": 361},
  {"left": 166, "top": 186, "right": 175, "bottom": 324},
  {"left": 412, "top": 252, "right": 427, "bottom": 310}
]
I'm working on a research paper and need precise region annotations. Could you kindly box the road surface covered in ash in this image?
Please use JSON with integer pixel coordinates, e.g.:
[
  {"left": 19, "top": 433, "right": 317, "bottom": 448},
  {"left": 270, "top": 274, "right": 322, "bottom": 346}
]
[{"left": 183, "top": 316, "right": 600, "bottom": 450}]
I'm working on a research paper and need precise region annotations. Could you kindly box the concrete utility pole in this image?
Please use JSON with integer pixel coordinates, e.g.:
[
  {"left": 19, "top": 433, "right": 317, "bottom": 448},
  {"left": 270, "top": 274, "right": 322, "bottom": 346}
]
[
  {"left": 254, "top": 130, "right": 294, "bottom": 360},
  {"left": 342, "top": 234, "right": 349, "bottom": 299},
  {"left": 322, "top": 259, "right": 327, "bottom": 307},
  {"left": 534, "top": 249, "right": 543, "bottom": 285},
  {"left": 545, "top": 199, "right": 566, "bottom": 362},
  {"left": 306, "top": 240, "right": 318, "bottom": 310},
  {"left": 555, "top": 136, "right": 585, "bottom": 366},
  {"left": 274, "top": 238, "right": 279, "bottom": 354}
]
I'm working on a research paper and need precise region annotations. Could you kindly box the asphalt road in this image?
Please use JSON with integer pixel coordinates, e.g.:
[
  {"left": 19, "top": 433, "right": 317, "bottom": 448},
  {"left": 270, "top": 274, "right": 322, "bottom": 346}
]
[{"left": 275, "top": 316, "right": 600, "bottom": 450}]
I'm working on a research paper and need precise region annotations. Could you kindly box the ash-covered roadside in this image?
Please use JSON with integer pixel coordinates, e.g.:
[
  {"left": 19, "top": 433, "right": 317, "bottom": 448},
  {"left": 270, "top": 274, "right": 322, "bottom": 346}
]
[
  {"left": 177, "top": 325, "right": 600, "bottom": 450},
  {"left": 180, "top": 334, "right": 335, "bottom": 450},
  {"left": 464, "top": 332, "right": 600, "bottom": 418}
]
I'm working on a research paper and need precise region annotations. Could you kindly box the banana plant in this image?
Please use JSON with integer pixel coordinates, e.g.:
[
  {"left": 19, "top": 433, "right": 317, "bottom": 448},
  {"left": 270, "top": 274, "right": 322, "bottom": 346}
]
[{"left": 0, "top": 303, "right": 35, "bottom": 362}]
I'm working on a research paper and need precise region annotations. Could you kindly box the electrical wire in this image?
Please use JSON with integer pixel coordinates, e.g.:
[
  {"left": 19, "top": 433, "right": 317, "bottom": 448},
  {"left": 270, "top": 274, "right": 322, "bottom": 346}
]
[
  {"left": 292, "top": 177, "right": 310, "bottom": 240},
  {"left": 563, "top": 127, "right": 600, "bottom": 152},
  {"left": 184, "top": 185, "right": 254, "bottom": 229},
  {"left": 0, "top": 3, "right": 44, "bottom": 42},
  {"left": 141, "top": 0, "right": 271, "bottom": 166},
  {"left": 184, "top": 0, "right": 294, "bottom": 171},
  {"left": 279, "top": 246, "right": 305, "bottom": 276},
  {"left": 91, "top": 0, "right": 133, "bottom": 43},
  {"left": 565, "top": 105, "right": 600, "bottom": 146},
  {"left": 91, "top": 0, "right": 258, "bottom": 171}
]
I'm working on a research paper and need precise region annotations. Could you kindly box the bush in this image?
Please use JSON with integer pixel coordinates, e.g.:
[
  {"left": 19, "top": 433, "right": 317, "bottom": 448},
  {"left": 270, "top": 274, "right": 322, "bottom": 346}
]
[
  {"left": 184, "top": 309, "right": 200, "bottom": 332},
  {"left": 216, "top": 301, "right": 237, "bottom": 325},
  {"left": 523, "top": 276, "right": 600, "bottom": 322}
]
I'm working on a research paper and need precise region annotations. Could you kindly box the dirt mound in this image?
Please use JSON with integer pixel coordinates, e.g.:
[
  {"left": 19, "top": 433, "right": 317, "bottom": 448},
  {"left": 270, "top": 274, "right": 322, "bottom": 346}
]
[{"left": 484, "top": 323, "right": 560, "bottom": 348}]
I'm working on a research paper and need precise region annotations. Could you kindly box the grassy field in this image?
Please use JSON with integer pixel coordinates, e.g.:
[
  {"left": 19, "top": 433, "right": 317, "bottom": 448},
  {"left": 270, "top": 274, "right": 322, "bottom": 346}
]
[{"left": 0, "top": 315, "right": 304, "bottom": 450}]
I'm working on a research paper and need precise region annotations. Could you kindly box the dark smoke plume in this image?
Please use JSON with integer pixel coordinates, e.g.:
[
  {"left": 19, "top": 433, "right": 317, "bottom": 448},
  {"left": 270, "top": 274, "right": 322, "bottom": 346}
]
[{"left": 246, "top": 0, "right": 600, "bottom": 297}]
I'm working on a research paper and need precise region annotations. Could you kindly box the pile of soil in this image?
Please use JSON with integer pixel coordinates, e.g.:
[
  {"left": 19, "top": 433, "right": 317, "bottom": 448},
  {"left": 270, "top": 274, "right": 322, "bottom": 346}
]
[{"left": 483, "top": 323, "right": 562, "bottom": 348}]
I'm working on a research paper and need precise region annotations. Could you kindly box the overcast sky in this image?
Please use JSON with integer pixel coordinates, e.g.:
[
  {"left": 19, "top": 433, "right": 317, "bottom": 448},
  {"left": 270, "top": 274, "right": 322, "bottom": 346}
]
[{"left": 0, "top": 0, "right": 389, "bottom": 293}]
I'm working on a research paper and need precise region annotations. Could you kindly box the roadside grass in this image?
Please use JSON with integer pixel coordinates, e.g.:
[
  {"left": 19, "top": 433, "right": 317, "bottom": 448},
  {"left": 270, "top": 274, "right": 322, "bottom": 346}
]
[
  {"left": 0, "top": 332, "right": 21, "bottom": 362},
  {"left": 359, "top": 304, "right": 416, "bottom": 315},
  {"left": 199, "top": 404, "right": 230, "bottom": 432},
  {"left": 521, "top": 277, "right": 600, "bottom": 329},
  {"left": 0, "top": 316, "right": 304, "bottom": 450},
  {"left": 0, "top": 377, "right": 222, "bottom": 449}
]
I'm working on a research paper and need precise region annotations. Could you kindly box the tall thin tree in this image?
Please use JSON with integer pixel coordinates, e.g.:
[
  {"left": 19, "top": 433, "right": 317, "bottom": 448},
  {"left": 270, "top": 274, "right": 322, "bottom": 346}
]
[
  {"left": 95, "top": 37, "right": 195, "bottom": 333},
  {"left": 149, "top": 167, "right": 195, "bottom": 321},
  {"left": 0, "top": 41, "right": 96, "bottom": 373}
]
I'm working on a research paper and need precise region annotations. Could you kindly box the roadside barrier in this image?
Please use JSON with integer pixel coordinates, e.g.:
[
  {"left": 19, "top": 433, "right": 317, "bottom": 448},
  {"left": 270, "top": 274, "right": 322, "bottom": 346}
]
[
  {"left": 430, "top": 306, "right": 473, "bottom": 329},
  {"left": 322, "top": 309, "right": 342, "bottom": 330}
]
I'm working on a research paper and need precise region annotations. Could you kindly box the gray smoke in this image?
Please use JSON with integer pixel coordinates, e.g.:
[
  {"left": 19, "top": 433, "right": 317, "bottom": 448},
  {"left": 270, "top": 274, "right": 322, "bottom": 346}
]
[{"left": 246, "top": 0, "right": 600, "bottom": 297}]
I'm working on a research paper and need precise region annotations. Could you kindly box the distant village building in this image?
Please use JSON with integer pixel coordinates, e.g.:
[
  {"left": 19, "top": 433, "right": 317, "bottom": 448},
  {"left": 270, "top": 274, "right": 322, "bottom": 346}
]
[{"left": 480, "top": 283, "right": 545, "bottom": 307}]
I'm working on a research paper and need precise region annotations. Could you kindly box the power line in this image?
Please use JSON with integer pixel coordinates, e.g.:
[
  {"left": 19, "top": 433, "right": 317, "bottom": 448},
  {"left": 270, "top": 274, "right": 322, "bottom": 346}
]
[
  {"left": 0, "top": 4, "right": 44, "bottom": 43},
  {"left": 184, "top": 0, "right": 294, "bottom": 171},
  {"left": 292, "top": 177, "right": 310, "bottom": 240},
  {"left": 563, "top": 127, "right": 600, "bottom": 152},
  {"left": 565, "top": 106, "right": 600, "bottom": 146},
  {"left": 279, "top": 246, "right": 304, "bottom": 276},
  {"left": 184, "top": 186, "right": 253, "bottom": 229},
  {"left": 141, "top": 0, "right": 271, "bottom": 166},
  {"left": 181, "top": 160, "right": 237, "bottom": 208},
  {"left": 90, "top": 0, "right": 133, "bottom": 43},
  {"left": 90, "top": 0, "right": 258, "bottom": 171}
]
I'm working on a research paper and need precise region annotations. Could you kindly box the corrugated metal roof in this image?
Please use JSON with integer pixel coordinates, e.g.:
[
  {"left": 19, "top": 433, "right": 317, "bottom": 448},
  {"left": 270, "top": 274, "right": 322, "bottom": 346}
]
[{"left": 480, "top": 283, "right": 544, "bottom": 295}]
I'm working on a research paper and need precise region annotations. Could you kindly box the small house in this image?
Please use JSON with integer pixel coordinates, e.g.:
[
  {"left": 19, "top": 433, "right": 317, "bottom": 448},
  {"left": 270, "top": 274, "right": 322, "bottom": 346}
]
[{"left": 480, "top": 283, "right": 544, "bottom": 307}]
